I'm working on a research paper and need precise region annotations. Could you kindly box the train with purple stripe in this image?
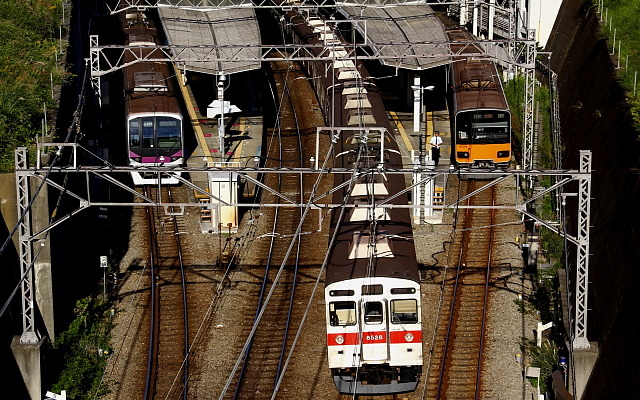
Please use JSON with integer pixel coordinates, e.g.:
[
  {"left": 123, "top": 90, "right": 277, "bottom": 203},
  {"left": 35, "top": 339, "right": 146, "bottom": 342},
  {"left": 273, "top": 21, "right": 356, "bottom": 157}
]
[{"left": 121, "top": 10, "right": 184, "bottom": 185}]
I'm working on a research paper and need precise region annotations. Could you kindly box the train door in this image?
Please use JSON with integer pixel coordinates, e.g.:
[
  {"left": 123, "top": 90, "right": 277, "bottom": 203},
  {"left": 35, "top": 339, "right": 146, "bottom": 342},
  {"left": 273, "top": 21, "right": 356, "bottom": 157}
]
[{"left": 360, "top": 300, "right": 389, "bottom": 362}]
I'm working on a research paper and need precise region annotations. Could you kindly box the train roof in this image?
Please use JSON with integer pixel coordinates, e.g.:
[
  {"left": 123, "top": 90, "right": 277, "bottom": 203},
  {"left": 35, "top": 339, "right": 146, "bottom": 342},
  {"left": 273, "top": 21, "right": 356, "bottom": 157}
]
[
  {"left": 451, "top": 58, "right": 509, "bottom": 112},
  {"left": 123, "top": 61, "right": 182, "bottom": 117},
  {"left": 283, "top": 12, "right": 420, "bottom": 286},
  {"left": 446, "top": 27, "right": 510, "bottom": 112},
  {"left": 324, "top": 185, "right": 421, "bottom": 286}
]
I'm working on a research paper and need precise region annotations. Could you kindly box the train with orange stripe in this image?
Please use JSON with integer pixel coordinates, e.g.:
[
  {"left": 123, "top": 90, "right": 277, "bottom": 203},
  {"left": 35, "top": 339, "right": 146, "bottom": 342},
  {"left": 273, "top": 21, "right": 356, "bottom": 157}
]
[
  {"left": 282, "top": 11, "right": 422, "bottom": 395},
  {"left": 447, "top": 27, "right": 511, "bottom": 169}
]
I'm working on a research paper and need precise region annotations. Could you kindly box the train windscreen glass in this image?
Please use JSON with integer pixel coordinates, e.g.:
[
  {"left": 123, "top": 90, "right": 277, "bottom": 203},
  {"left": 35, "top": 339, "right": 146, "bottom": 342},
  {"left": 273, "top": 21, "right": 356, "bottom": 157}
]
[
  {"left": 157, "top": 117, "right": 181, "bottom": 148},
  {"left": 456, "top": 111, "right": 510, "bottom": 143},
  {"left": 129, "top": 117, "right": 181, "bottom": 151},
  {"left": 142, "top": 118, "right": 154, "bottom": 148},
  {"left": 391, "top": 299, "right": 418, "bottom": 324},
  {"left": 329, "top": 301, "right": 357, "bottom": 326},
  {"left": 364, "top": 302, "right": 384, "bottom": 324},
  {"left": 129, "top": 120, "right": 140, "bottom": 148}
]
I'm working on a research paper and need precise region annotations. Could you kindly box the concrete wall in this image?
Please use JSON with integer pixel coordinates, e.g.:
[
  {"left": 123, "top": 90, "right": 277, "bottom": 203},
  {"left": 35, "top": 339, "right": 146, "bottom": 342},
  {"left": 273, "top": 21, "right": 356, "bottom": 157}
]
[
  {"left": 529, "top": 0, "right": 563, "bottom": 47},
  {"left": 546, "top": 1, "right": 640, "bottom": 398},
  {"left": 0, "top": 173, "right": 18, "bottom": 250}
]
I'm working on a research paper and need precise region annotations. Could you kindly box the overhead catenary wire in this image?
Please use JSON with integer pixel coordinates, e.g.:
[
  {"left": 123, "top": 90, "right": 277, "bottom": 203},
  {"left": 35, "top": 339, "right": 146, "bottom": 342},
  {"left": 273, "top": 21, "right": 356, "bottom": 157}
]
[
  {"left": 270, "top": 136, "right": 364, "bottom": 400},
  {"left": 218, "top": 135, "right": 345, "bottom": 400}
]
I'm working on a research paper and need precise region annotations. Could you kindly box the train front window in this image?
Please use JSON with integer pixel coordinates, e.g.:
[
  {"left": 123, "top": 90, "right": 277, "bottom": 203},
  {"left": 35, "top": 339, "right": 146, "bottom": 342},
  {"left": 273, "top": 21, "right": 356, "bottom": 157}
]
[
  {"left": 329, "top": 301, "right": 356, "bottom": 326},
  {"left": 157, "top": 117, "right": 181, "bottom": 149},
  {"left": 391, "top": 299, "right": 418, "bottom": 324},
  {"left": 364, "top": 302, "right": 384, "bottom": 324},
  {"left": 456, "top": 111, "right": 510, "bottom": 143},
  {"left": 129, "top": 120, "right": 141, "bottom": 149},
  {"left": 142, "top": 118, "right": 155, "bottom": 148}
]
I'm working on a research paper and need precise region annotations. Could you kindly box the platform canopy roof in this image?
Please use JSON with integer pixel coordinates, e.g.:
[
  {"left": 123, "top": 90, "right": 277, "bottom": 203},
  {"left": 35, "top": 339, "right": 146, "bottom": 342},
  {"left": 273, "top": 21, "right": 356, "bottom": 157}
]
[
  {"left": 158, "top": 7, "right": 261, "bottom": 75},
  {"left": 338, "top": 6, "right": 450, "bottom": 71}
]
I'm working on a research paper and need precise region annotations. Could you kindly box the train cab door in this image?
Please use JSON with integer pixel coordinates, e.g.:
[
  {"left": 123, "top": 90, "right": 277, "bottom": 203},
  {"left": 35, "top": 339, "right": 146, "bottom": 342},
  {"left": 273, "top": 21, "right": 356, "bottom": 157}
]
[{"left": 359, "top": 300, "right": 389, "bottom": 362}]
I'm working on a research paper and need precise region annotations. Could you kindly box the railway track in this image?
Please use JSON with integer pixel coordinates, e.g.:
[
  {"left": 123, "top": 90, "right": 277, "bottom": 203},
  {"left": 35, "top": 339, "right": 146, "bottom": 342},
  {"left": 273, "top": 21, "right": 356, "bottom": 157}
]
[
  {"left": 220, "top": 57, "right": 328, "bottom": 399},
  {"left": 109, "top": 187, "right": 194, "bottom": 400},
  {"left": 426, "top": 178, "right": 497, "bottom": 399},
  {"left": 132, "top": 185, "right": 192, "bottom": 400}
]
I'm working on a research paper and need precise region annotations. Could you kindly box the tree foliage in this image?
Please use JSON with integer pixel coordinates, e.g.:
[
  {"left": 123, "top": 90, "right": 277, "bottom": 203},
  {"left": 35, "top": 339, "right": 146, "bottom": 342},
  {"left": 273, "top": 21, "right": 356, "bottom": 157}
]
[{"left": 0, "top": 0, "right": 66, "bottom": 172}]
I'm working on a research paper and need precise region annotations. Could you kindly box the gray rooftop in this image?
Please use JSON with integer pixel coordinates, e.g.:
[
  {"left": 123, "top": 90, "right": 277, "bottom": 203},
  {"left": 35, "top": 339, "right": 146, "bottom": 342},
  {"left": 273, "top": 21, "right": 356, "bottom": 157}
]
[
  {"left": 338, "top": 6, "right": 450, "bottom": 70},
  {"left": 158, "top": 8, "right": 261, "bottom": 75}
]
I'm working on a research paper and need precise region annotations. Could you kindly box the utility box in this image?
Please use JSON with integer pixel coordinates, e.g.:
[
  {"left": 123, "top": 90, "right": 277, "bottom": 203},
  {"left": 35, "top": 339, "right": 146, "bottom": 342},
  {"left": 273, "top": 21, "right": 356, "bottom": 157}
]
[
  {"left": 198, "top": 162, "right": 240, "bottom": 234},
  {"left": 208, "top": 165, "right": 239, "bottom": 234}
]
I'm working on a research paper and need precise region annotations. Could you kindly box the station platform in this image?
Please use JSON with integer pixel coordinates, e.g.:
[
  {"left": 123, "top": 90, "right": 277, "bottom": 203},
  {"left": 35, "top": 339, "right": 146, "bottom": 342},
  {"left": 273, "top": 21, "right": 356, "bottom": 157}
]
[
  {"left": 389, "top": 109, "right": 451, "bottom": 224},
  {"left": 176, "top": 67, "right": 263, "bottom": 233}
]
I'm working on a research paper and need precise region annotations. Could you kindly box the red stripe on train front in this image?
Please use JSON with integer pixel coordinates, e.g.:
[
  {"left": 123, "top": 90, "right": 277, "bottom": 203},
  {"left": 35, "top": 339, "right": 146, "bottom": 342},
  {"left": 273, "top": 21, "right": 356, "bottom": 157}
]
[
  {"left": 389, "top": 330, "right": 422, "bottom": 343},
  {"left": 328, "top": 330, "right": 422, "bottom": 346},
  {"left": 328, "top": 331, "right": 386, "bottom": 346}
]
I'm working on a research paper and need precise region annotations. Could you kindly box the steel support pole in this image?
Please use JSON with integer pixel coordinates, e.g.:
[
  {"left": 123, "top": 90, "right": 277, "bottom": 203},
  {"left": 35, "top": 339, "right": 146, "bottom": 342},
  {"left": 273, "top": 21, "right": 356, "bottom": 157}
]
[
  {"left": 488, "top": 0, "right": 495, "bottom": 40},
  {"left": 412, "top": 76, "right": 421, "bottom": 133},
  {"left": 573, "top": 150, "right": 592, "bottom": 349},
  {"left": 89, "top": 35, "right": 101, "bottom": 105},
  {"left": 15, "top": 148, "right": 40, "bottom": 344},
  {"left": 522, "top": 29, "right": 536, "bottom": 174}
]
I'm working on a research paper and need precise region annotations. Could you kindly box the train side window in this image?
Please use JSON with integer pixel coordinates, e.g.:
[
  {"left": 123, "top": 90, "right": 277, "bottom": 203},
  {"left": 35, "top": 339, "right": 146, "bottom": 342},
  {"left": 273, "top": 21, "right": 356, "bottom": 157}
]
[
  {"left": 391, "top": 299, "right": 418, "bottom": 324},
  {"left": 142, "top": 118, "right": 154, "bottom": 148},
  {"left": 129, "top": 120, "right": 141, "bottom": 148},
  {"left": 364, "top": 302, "right": 383, "bottom": 324},
  {"left": 329, "top": 301, "right": 356, "bottom": 326}
]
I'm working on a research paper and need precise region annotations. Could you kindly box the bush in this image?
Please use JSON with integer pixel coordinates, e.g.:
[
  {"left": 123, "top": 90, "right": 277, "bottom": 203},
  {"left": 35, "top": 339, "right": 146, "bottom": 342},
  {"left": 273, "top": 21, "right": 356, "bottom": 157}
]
[{"left": 50, "top": 296, "right": 115, "bottom": 398}]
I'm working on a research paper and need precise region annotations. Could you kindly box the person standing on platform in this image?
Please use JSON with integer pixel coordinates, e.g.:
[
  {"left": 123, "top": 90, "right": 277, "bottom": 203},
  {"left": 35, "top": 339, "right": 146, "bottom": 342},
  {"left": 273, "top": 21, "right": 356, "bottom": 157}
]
[{"left": 430, "top": 131, "right": 443, "bottom": 166}]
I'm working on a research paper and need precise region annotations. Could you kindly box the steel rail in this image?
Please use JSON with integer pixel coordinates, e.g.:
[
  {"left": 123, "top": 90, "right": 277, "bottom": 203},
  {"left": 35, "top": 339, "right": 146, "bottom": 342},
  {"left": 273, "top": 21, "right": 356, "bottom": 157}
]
[
  {"left": 167, "top": 188, "right": 190, "bottom": 400},
  {"left": 274, "top": 63, "right": 305, "bottom": 388},
  {"left": 475, "top": 189, "right": 496, "bottom": 399},
  {"left": 141, "top": 186, "right": 190, "bottom": 400},
  {"left": 232, "top": 59, "right": 303, "bottom": 398},
  {"left": 433, "top": 180, "right": 496, "bottom": 399},
  {"left": 143, "top": 186, "right": 160, "bottom": 400}
]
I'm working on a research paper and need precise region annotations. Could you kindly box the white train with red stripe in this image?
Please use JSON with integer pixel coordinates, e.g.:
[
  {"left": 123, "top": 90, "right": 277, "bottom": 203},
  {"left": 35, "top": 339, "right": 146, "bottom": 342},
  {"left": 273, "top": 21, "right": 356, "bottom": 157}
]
[
  {"left": 280, "top": 10, "right": 424, "bottom": 395},
  {"left": 326, "top": 277, "right": 422, "bottom": 394}
]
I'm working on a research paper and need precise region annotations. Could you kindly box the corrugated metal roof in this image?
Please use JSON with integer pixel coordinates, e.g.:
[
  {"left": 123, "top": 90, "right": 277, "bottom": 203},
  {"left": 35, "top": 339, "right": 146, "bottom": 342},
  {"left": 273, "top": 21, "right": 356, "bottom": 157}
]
[
  {"left": 158, "top": 8, "right": 261, "bottom": 75},
  {"left": 338, "top": 6, "right": 450, "bottom": 70}
]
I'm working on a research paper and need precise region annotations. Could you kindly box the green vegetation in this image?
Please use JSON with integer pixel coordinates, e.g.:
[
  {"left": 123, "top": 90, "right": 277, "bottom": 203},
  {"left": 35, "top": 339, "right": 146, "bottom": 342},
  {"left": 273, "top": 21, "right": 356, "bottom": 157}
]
[
  {"left": 503, "top": 76, "right": 553, "bottom": 168},
  {"left": 49, "top": 296, "right": 115, "bottom": 398},
  {"left": 600, "top": 0, "right": 640, "bottom": 128},
  {"left": 0, "top": 0, "right": 67, "bottom": 172},
  {"left": 504, "top": 68, "right": 566, "bottom": 392},
  {"left": 520, "top": 338, "right": 560, "bottom": 393}
]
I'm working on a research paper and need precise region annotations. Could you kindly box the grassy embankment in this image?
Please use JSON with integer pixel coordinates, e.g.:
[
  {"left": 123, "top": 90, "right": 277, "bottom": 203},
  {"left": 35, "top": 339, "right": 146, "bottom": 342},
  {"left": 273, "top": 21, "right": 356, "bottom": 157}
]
[{"left": 601, "top": 0, "right": 640, "bottom": 129}]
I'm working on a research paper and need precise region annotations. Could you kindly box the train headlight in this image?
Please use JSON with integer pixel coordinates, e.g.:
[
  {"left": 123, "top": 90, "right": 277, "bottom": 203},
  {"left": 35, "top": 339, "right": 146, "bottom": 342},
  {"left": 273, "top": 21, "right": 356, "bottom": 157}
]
[
  {"left": 335, "top": 335, "right": 345, "bottom": 345},
  {"left": 131, "top": 157, "right": 142, "bottom": 163},
  {"left": 457, "top": 151, "right": 470, "bottom": 159},
  {"left": 404, "top": 333, "right": 414, "bottom": 342},
  {"left": 497, "top": 150, "right": 510, "bottom": 158}
]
